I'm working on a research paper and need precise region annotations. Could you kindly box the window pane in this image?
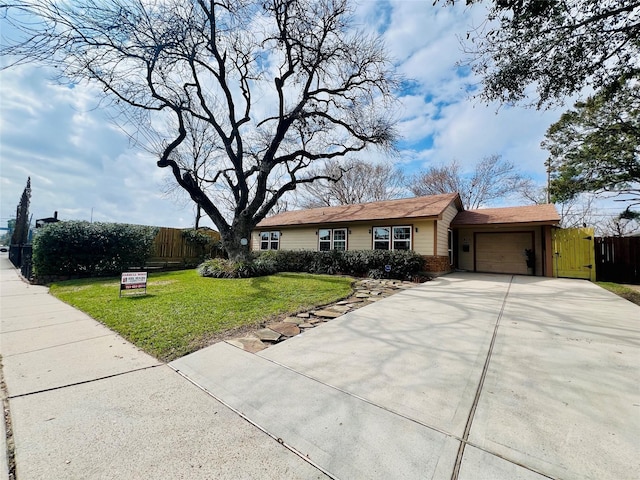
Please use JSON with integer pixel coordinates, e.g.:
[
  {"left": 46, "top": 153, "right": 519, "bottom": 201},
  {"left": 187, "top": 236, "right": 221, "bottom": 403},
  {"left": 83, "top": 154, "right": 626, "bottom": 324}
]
[
  {"left": 333, "top": 229, "right": 346, "bottom": 241},
  {"left": 270, "top": 231, "right": 280, "bottom": 241},
  {"left": 373, "top": 227, "right": 390, "bottom": 240},
  {"left": 392, "top": 226, "right": 411, "bottom": 250},
  {"left": 319, "top": 229, "right": 331, "bottom": 241},
  {"left": 374, "top": 241, "right": 389, "bottom": 250},
  {"left": 393, "top": 241, "right": 410, "bottom": 250},
  {"left": 334, "top": 241, "right": 346, "bottom": 251},
  {"left": 260, "top": 232, "right": 269, "bottom": 241},
  {"left": 270, "top": 241, "right": 279, "bottom": 250},
  {"left": 319, "top": 241, "right": 331, "bottom": 251},
  {"left": 393, "top": 226, "right": 411, "bottom": 240},
  {"left": 261, "top": 241, "right": 269, "bottom": 250}
]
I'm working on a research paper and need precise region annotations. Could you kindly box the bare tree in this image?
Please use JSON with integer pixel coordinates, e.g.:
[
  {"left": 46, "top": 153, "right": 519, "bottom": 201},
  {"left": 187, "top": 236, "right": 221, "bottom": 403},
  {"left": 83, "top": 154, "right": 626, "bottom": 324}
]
[
  {"left": 601, "top": 216, "right": 640, "bottom": 237},
  {"left": 408, "top": 155, "right": 529, "bottom": 209},
  {"left": 517, "top": 182, "right": 604, "bottom": 230},
  {"left": 2, "top": 0, "right": 399, "bottom": 261},
  {"left": 159, "top": 116, "right": 223, "bottom": 229},
  {"left": 297, "top": 158, "right": 405, "bottom": 208}
]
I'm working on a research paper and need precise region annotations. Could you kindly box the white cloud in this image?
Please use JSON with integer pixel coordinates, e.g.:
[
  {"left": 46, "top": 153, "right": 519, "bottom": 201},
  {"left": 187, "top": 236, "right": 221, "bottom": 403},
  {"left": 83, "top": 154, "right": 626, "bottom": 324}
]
[{"left": 0, "top": 0, "right": 580, "bottom": 234}]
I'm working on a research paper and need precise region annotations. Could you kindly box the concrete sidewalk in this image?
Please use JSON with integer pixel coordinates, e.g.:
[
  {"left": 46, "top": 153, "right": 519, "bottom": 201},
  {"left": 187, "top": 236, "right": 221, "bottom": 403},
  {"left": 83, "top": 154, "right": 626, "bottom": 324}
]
[
  {"left": 172, "top": 273, "right": 640, "bottom": 480},
  {"left": 0, "top": 257, "right": 329, "bottom": 480}
]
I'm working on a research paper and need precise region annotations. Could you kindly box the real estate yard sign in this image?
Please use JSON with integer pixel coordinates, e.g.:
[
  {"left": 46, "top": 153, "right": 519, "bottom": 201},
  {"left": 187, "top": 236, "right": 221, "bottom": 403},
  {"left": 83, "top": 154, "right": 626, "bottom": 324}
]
[{"left": 120, "top": 272, "right": 148, "bottom": 297}]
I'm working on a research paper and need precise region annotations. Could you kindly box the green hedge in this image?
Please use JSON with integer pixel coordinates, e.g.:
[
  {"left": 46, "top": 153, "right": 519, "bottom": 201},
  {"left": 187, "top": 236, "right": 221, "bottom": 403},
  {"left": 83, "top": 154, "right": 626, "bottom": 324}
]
[
  {"left": 198, "top": 249, "right": 425, "bottom": 280},
  {"left": 32, "top": 221, "right": 158, "bottom": 277}
]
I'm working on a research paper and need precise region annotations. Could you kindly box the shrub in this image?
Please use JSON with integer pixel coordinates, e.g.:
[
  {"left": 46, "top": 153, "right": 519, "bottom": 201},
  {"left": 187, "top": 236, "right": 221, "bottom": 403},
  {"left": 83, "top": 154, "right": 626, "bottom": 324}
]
[
  {"left": 197, "top": 258, "right": 259, "bottom": 278},
  {"left": 251, "top": 249, "right": 424, "bottom": 280},
  {"left": 32, "top": 221, "right": 158, "bottom": 277},
  {"left": 251, "top": 251, "right": 279, "bottom": 276}
]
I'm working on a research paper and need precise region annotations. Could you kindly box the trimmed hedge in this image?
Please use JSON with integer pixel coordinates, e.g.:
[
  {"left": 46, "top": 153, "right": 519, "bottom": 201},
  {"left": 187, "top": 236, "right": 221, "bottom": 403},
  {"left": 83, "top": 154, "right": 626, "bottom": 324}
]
[
  {"left": 32, "top": 221, "right": 158, "bottom": 277},
  {"left": 198, "top": 249, "right": 425, "bottom": 280}
]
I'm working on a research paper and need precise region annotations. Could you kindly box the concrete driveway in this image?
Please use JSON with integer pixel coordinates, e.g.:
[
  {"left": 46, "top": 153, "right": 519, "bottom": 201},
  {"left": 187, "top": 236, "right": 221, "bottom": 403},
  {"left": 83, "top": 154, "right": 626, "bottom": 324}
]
[{"left": 172, "top": 273, "right": 640, "bottom": 480}]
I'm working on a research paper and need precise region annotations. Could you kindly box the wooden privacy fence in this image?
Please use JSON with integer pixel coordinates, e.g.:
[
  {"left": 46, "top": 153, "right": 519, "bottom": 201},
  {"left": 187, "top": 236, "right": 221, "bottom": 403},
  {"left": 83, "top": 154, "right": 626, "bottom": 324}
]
[
  {"left": 150, "top": 227, "right": 221, "bottom": 268},
  {"left": 595, "top": 237, "right": 640, "bottom": 284}
]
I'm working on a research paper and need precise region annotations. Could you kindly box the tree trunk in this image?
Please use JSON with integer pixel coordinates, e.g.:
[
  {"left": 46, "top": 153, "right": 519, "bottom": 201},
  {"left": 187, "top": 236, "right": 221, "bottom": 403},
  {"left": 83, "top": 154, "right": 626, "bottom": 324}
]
[
  {"left": 195, "top": 204, "right": 201, "bottom": 230},
  {"left": 220, "top": 225, "right": 253, "bottom": 262}
]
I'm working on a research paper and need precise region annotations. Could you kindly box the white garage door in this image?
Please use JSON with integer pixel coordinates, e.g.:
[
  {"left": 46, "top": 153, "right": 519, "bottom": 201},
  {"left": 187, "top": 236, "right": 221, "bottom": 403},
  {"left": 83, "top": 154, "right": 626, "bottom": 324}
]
[{"left": 475, "top": 232, "right": 533, "bottom": 275}]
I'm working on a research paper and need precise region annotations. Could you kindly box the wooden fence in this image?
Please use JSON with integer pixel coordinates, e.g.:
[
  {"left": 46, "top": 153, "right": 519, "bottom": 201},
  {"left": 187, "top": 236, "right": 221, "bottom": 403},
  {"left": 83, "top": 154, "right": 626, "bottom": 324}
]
[
  {"left": 149, "top": 227, "right": 221, "bottom": 268},
  {"left": 595, "top": 236, "right": 640, "bottom": 284}
]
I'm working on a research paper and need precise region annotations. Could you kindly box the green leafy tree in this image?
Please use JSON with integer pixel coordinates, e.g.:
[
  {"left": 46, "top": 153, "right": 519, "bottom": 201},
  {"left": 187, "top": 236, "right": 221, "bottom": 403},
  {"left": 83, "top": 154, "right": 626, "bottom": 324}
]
[
  {"left": 544, "top": 79, "right": 640, "bottom": 208},
  {"left": 0, "top": 219, "right": 16, "bottom": 245},
  {"left": 438, "top": 0, "right": 640, "bottom": 108},
  {"left": 2, "top": 0, "right": 399, "bottom": 262}
]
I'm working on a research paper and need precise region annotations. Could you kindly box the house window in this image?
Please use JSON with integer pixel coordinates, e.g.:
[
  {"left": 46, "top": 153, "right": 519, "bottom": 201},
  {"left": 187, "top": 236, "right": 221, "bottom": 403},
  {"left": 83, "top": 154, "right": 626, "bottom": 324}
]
[
  {"left": 318, "top": 228, "right": 347, "bottom": 251},
  {"left": 333, "top": 229, "right": 347, "bottom": 251},
  {"left": 373, "top": 226, "right": 412, "bottom": 250},
  {"left": 260, "top": 231, "right": 280, "bottom": 250},
  {"left": 373, "top": 227, "right": 390, "bottom": 250},
  {"left": 393, "top": 226, "right": 411, "bottom": 250}
]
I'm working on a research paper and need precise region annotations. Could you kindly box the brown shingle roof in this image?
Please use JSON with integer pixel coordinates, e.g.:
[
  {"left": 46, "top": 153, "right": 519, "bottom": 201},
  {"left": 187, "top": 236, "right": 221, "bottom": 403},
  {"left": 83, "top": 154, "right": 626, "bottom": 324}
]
[
  {"left": 451, "top": 204, "right": 560, "bottom": 226},
  {"left": 257, "top": 193, "right": 461, "bottom": 228}
]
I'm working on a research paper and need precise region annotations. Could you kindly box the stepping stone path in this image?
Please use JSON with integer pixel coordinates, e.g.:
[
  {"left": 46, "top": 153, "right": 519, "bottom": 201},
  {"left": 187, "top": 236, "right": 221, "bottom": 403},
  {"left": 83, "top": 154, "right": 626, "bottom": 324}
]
[{"left": 225, "top": 278, "right": 420, "bottom": 353}]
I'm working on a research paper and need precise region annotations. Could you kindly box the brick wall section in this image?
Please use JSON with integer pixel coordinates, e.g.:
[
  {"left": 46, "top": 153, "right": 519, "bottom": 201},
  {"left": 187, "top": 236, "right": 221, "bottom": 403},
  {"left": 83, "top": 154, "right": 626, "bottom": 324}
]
[{"left": 423, "top": 255, "right": 451, "bottom": 275}]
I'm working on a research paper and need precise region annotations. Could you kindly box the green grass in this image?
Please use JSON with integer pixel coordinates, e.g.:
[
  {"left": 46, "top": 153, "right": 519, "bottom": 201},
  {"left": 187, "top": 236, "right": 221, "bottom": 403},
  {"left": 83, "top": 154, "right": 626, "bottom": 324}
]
[
  {"left": 50, "top": 270, "right": 353, "bottom": 361},
  {"left": 597, "top": 282, "right": 640, "bottom": 307}
]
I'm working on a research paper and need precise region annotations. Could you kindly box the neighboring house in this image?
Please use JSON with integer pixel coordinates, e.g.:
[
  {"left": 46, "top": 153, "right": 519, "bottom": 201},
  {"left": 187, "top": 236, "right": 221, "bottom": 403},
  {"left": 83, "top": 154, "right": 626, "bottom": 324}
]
[
  {"left": 35, "top": 211, "right": 60, "bottom": 229},
  {"left": 252, "top": 193, "right": 561, "bottom": 276}
]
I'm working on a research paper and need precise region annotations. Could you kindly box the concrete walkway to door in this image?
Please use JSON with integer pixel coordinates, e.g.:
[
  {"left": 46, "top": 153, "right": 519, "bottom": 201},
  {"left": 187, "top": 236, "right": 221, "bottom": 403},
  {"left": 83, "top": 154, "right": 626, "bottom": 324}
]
[{"left": 172, "top": 273, "right": 640, "bottom": 480}]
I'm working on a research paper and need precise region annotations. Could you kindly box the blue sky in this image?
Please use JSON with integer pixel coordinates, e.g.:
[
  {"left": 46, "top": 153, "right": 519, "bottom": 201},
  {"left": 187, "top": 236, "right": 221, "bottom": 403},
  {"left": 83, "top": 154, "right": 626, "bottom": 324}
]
[{"left": 0, "top": 0, "right": 569, "bottom": 230}]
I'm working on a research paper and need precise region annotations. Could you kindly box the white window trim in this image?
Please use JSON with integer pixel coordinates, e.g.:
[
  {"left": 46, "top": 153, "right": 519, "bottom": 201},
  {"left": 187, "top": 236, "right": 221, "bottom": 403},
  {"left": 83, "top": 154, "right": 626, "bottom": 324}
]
[
  {"left": 373, "top": 225, "right": 412, "bottom": 251},
  {"left": 318, "top": 228, "right": 347, "bottom": 251},
  {"left": 260, "top": 231, "right": 280, "bottom": 250}
]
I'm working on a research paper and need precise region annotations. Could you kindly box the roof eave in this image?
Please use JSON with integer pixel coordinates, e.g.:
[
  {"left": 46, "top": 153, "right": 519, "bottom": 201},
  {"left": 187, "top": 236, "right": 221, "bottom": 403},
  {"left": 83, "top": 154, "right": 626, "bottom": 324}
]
[{"left": 451, "top": 219, "right": 561, "bottom": 228}]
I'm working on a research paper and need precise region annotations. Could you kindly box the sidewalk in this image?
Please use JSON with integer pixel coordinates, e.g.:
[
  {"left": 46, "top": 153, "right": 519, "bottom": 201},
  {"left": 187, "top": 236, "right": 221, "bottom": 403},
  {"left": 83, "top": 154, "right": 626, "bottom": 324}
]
[{"left": 0, "top": 257, "right": 328, "bottom": 480}]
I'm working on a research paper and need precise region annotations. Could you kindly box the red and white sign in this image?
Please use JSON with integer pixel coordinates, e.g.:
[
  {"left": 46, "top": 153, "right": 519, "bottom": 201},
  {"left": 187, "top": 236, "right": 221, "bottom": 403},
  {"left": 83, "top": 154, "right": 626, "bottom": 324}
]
[{"left": 120, "top": 272, "right": 148, "bottom": 294}]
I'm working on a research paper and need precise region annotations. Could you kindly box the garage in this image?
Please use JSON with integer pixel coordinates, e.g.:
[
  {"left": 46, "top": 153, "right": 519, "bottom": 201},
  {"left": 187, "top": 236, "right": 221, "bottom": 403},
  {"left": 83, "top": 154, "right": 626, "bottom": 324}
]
[
  {"left": 474, "top": 232, "right": 534, "bottom": 275},
  {"left": 452, "top": 205, "right": 560, "bottom": 277}
]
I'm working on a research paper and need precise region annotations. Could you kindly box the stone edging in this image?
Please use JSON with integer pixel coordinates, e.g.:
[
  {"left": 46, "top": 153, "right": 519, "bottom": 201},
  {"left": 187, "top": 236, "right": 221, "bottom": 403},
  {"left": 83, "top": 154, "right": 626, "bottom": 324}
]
[{"left": 226, "top": 278, "right": 421, "bottom": 353}]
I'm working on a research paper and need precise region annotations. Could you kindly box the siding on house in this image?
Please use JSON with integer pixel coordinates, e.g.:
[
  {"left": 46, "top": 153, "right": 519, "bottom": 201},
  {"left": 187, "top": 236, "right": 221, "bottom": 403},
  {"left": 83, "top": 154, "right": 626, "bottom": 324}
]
[
  {"left": 253, "top": 219, "right": 437, "bottom": 255},
  {"left": 436, "top": 202, "right": 459, "bottom": 259}
]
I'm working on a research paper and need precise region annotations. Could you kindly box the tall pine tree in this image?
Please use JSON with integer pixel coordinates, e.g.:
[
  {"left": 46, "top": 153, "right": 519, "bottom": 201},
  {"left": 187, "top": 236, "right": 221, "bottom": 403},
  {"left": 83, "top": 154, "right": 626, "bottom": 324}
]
[{"left": 11, "top": 177, "right": 31, "bottom": 245}]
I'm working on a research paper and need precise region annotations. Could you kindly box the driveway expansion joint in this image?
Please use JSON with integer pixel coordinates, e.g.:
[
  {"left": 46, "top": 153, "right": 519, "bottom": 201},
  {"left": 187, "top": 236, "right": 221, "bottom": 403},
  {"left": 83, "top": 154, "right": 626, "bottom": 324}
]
[{"left": 169, "top": 364, "right": 340, "bottom": 480}]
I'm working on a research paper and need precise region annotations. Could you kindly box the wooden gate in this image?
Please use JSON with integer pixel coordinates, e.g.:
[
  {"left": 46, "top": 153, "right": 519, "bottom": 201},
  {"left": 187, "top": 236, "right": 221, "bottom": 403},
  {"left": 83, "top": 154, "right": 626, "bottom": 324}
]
[
  {"left": 595, "top": 237, "right": 640, "bottom": 284},
  {"left": 552, "top": 227, "right": 596, "bottom": 281}
]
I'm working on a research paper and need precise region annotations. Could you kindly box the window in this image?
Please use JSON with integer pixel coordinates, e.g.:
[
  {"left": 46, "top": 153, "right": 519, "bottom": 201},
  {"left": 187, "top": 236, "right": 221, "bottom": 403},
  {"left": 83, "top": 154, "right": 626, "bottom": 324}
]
[
  {"left": 260, "top": 231, "right": 280, "bottom": 250},
  {"left": 448, "top": 229, "right": 454, "bottom": 266},
  {"left": 373, "top": 227, "right": 390, "bottom": 250},
  {"left": 318, "top": 228, "right": 347, "bottom": 251},
  {"left": 393, "top": 226, "right": 411, "bottom": 250},
  {"left": 373, "top": 226, "right": 412, "bottom": 250},
  {"left": 333, "top": 229, "right": 347, "bottom": 251},
  {"left": 318, "top": 229, "right": 331, "bottom": 251}
]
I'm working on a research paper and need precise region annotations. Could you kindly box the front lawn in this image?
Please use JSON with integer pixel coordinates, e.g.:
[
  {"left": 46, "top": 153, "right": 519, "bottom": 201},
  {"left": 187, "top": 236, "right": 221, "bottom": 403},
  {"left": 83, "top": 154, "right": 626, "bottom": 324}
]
[
  {"left": 597, "top": 282, "right": 640, "bottom": 307},
  {"left": 49, "top": 270, "right": 353, "bottom": 361}
]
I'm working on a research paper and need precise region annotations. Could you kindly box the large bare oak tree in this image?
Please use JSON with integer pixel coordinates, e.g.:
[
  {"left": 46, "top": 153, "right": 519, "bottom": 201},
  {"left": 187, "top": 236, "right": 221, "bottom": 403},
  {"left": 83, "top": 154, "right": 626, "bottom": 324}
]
[{"left": 1, "top": 0, "right": 399, "bottom": 260}]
